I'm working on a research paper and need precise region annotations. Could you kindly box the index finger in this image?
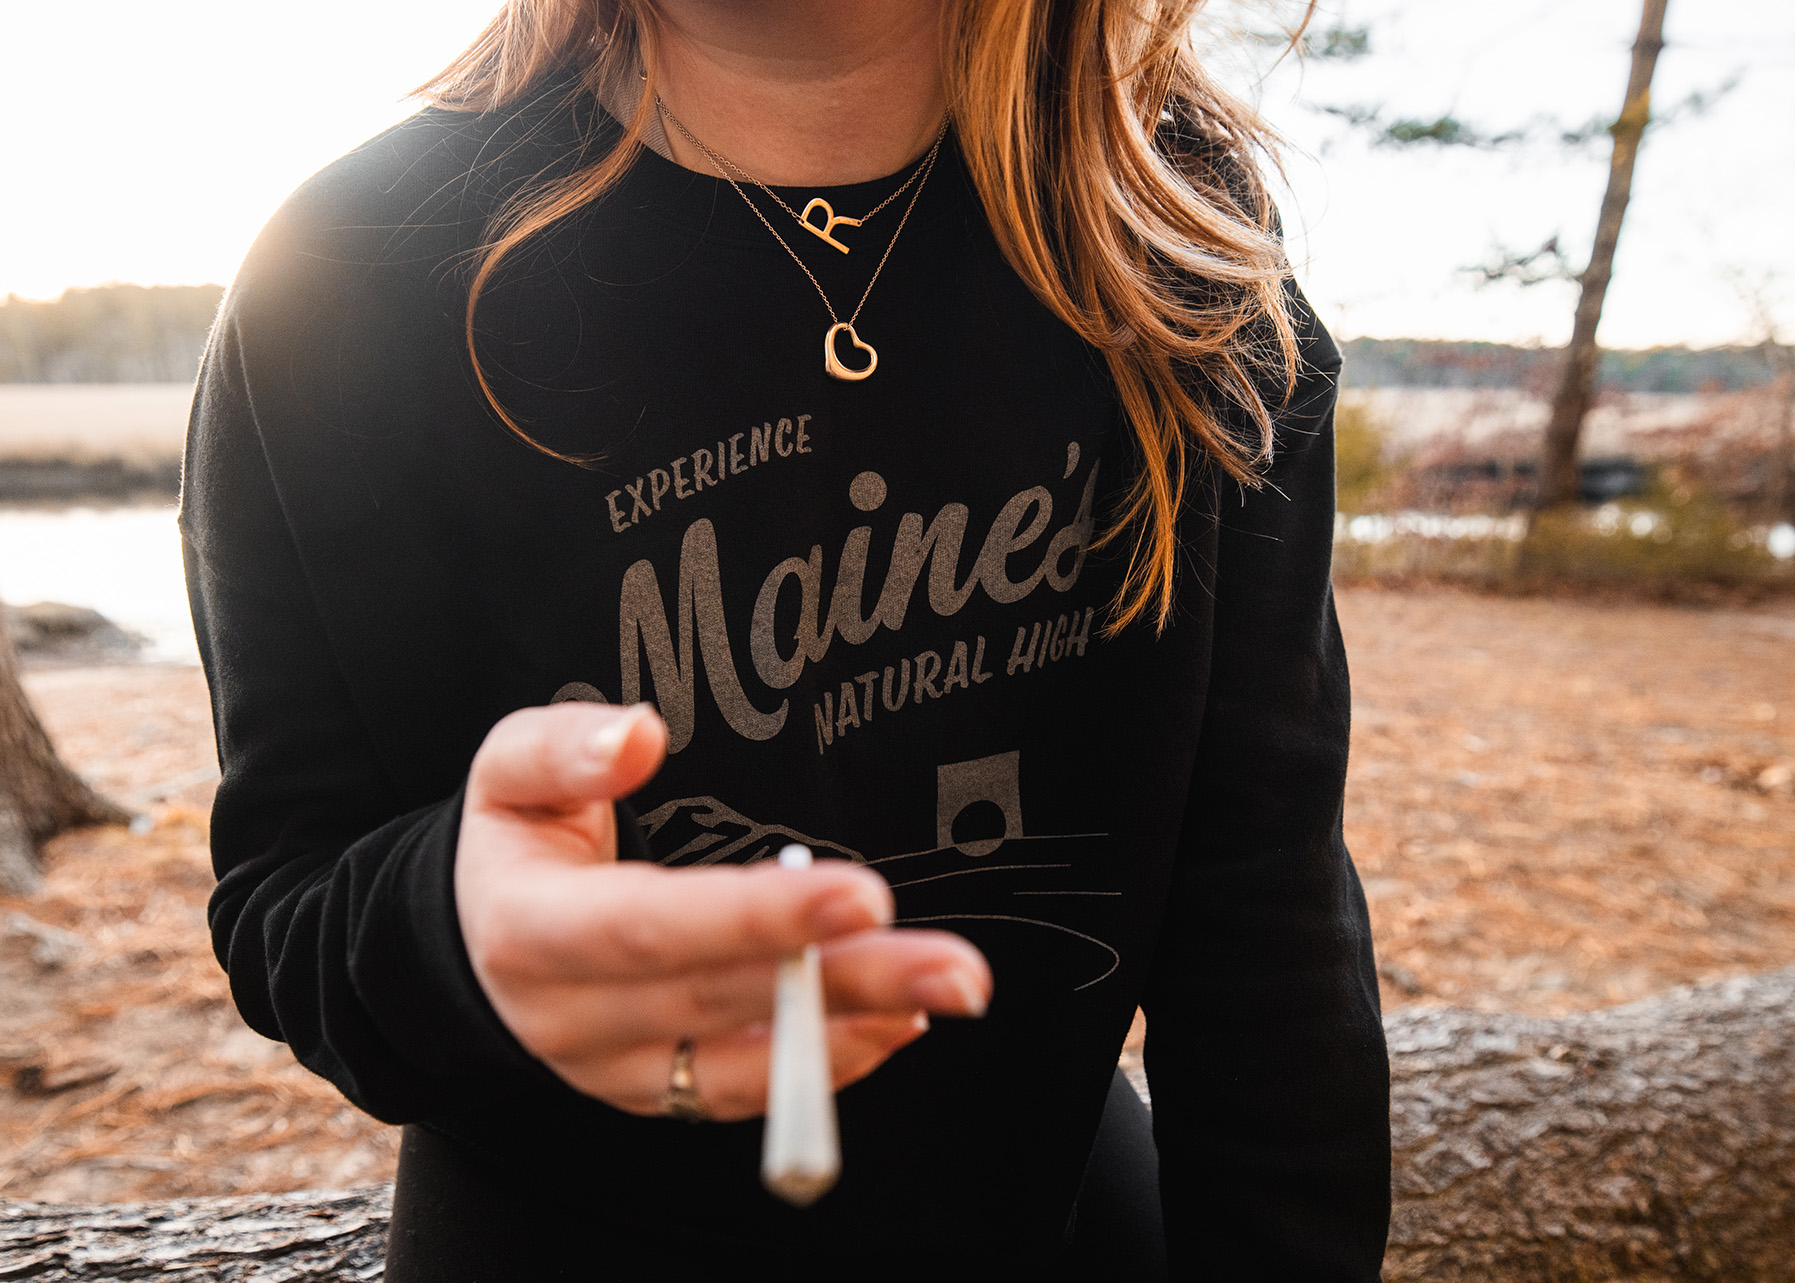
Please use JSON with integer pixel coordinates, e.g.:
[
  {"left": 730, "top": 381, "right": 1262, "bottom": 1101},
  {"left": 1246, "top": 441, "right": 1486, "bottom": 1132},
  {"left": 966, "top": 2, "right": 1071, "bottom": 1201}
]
[{"left": 499, "top": 859, "right": 898, "bottom": 980}]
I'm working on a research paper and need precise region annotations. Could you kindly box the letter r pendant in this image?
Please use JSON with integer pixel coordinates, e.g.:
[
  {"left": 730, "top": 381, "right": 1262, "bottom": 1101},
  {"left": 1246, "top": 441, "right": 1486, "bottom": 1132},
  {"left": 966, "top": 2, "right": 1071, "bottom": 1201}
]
[{"left": 800, "top": 199, "right": 861, "bottom": 254}]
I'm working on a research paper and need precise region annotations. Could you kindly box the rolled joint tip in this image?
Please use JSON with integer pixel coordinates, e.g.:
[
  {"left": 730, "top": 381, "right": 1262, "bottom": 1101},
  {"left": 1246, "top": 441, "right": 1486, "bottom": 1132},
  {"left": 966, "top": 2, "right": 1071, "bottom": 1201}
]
[{"left": 763, "top": 1164, "right": 838, "bottom": 1208}]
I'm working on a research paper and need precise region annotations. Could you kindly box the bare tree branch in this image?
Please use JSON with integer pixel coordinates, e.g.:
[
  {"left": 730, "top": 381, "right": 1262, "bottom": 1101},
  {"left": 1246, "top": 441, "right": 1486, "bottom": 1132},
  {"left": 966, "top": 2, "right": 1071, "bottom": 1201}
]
[
  {"left": 1311, "top": 73, "right": 1738, "bottom": 152},
  {"left": 1463, "top": 237, "right": 1579, "bottom": 289}
]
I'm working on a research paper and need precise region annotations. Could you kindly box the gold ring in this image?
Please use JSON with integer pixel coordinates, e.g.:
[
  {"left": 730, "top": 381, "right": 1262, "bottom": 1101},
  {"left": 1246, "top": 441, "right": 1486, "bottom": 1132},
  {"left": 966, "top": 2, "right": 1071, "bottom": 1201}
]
[{"left": 661, "top": 1038, "right": 709, "bottom": 1123}]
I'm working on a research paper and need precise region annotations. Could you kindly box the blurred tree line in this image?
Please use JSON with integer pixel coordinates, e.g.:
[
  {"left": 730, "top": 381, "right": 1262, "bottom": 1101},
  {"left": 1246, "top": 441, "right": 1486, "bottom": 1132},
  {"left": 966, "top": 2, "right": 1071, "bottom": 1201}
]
[
  {"left": 5, "top": 283, "right": 1786, "bottom": 393},
  {"left": 1340, "top": 339, "right": 1790, "bottom": 394},
  {"left": 0, "top": 284, "right": 224, "bottom": 383}
]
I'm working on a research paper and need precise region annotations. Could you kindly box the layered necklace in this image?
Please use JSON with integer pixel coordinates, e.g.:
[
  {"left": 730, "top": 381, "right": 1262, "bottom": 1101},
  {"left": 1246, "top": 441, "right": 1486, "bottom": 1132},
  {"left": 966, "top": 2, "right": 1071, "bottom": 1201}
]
[{"left": 656, "top": 97, "right": 946, "bottom": 382}]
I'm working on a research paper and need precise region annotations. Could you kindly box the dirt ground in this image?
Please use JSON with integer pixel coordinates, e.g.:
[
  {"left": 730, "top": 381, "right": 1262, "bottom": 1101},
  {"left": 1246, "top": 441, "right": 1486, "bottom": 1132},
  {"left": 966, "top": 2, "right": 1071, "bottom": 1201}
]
[
  {"left": 2, "top": 585, "right": 1792, "bottom": 1203},
  {"left": 1342, "top": 587, "right": 1795, "bottom": 1011},
  {"left": 0, "top": 665, "right": 396, "bottom": 1204}
]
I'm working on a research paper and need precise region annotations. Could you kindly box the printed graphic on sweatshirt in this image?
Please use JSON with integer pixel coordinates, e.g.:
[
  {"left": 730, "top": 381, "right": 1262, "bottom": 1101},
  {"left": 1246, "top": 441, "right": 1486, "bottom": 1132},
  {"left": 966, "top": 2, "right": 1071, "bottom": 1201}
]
[
  {"left": 612, "top": 440, "right": 1102, "bottom": 756},
  {"left": 636, "top": 794, "right": 864, "bottom": 867},
  {"left": 602, "top": 414, "right": 817, "bottom": 535},
  {"left": 640, "top": 750, "right": 1119, "bottom": 990},
  {"left": 807, "top": 605, "right": 1098, "bottom": 758}
]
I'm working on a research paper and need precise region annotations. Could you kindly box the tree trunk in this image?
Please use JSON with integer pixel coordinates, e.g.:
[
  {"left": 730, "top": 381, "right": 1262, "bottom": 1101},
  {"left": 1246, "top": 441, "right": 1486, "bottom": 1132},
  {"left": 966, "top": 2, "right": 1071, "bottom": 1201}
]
[
  {"left": 0, "top": 605, "right": 131, "bottom": 894},
  {"left": 1534, "top": 0, "right": 1669, "bottom": 511},
  {"left": 1772, "top": 366, "right": 1795, "bottom": 525},
  {"left": 4, "top": 969, "right": 1791, "bottom": 1280},
  {"left": 1386, "top": 966, "right": 1795, "bottom": 1281},
  {"left": 0, "top": 1187, "right": 390, "bottom": 1281}
]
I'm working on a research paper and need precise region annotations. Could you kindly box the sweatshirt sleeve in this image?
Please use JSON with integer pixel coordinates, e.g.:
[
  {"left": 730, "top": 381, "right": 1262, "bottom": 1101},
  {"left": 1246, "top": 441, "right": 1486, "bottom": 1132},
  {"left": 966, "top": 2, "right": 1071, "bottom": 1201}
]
[
  {"left": 180, "top": 302, "right": 557, "bottom": 1123},
  {"left": 1141, "top": 298, "right": 1392, "bottom": 1279}
]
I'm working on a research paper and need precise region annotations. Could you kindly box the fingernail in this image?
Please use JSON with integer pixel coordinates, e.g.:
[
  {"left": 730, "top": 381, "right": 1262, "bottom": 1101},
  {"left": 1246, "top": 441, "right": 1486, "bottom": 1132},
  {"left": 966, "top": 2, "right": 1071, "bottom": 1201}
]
[
  {"left": 811, "top": 884, "right": 891, "bottom": 937},
  {"left": 911, "top": 1011, "right": 930, "bottom": 1034},
  {"left": 911, "top": 967, "right": 989, "bottom": 1018},
  {"left": 588, "top": 710, "right": 641, "bottom": 767}
]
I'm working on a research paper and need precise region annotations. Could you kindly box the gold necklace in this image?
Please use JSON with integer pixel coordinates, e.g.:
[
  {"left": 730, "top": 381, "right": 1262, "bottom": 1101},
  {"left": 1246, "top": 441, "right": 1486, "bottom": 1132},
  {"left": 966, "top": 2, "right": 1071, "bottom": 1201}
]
[
  {"left": 668, "top": 124, "right": 935, "bottom": 256},
  {"left": 655, "top": 97, "right": 945, "bottom": 382}
]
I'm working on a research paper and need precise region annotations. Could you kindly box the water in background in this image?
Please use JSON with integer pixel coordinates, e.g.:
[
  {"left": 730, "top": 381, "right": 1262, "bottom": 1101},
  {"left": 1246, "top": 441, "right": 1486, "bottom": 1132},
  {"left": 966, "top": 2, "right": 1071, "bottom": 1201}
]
[
  {"left": 3, "top": 501, "right": 1791, "bottom": 673},
  {"left": 0, "top": 506, "right": 196, "bottom": 663}
]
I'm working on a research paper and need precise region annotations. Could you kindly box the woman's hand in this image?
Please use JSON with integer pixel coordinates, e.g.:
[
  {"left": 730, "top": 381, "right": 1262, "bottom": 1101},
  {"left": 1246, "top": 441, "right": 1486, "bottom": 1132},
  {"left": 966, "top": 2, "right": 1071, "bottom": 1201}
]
[{"left": 454, "top": 702, "right": 992, "bottom": 1122}]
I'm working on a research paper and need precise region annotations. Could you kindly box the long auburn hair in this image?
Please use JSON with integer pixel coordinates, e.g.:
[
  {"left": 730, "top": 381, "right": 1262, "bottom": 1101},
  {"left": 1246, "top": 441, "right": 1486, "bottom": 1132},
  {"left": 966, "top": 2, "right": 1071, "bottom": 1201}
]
[{"left": 421, "top": 1, "right": 1313, "bottom": 633}]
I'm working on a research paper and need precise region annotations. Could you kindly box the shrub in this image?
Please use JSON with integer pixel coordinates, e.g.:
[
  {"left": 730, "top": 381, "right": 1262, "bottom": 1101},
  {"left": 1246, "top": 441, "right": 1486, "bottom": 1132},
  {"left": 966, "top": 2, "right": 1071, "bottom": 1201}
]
[
  {"left": 1516, "top": 468, "right": 1784, "bottom": 591},
  {"left": 1335, "top": 400, "right": 1395, "bottom": 514}
]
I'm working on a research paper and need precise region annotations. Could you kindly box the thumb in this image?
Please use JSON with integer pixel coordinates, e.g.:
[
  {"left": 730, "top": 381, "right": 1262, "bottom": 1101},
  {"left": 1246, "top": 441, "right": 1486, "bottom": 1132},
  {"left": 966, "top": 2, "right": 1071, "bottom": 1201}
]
[{"left": 467, "top": 702, "right": 668, "bottom": 816}]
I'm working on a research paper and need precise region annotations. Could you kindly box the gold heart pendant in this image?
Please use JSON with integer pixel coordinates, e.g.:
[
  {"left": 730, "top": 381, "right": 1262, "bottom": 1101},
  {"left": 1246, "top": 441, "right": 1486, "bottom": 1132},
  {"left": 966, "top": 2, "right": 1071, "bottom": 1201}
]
[
  {"left": 800, "top": 198, "right": 862, "bottom": 253},
  {"left": 824, "top": 323, "right": 877, "bottom": 381}
]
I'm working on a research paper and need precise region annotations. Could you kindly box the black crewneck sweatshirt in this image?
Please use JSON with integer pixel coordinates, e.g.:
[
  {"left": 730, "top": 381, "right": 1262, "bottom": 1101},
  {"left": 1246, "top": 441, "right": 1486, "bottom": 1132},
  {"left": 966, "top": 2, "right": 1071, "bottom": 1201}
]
[{"left": 181, "top": 79, "right": 1389, "bottom": 1279}]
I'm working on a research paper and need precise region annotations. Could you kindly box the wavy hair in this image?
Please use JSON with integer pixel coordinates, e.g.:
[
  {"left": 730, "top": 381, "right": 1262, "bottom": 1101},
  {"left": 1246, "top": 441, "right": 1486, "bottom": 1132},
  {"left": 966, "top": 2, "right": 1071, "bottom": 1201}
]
[{"left": 421, "top": 0, "right": 1313, "bottom": 632}]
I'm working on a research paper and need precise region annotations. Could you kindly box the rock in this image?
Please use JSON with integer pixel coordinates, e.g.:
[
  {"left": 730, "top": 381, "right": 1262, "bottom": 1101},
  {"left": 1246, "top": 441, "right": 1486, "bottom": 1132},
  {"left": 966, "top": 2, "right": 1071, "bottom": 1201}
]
[
  {"left": 5, "top": 603, "right": 145, "bottom": 662},
  {"left": 3, "top": 912, "right": 83, "bottom": 970},
  {"left": 1379, "top": 957, "right": 1425, "bottom": 995}
]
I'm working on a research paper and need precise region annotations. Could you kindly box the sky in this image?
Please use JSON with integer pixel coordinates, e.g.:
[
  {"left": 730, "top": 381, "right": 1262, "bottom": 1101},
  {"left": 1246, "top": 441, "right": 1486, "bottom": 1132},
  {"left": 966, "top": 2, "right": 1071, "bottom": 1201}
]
[
  {"left": 1255, "top": 0, "right": 1795, "bottom": 347},
  {"left": 3, "top": 0, "right": 1791, "bottom": 347}
]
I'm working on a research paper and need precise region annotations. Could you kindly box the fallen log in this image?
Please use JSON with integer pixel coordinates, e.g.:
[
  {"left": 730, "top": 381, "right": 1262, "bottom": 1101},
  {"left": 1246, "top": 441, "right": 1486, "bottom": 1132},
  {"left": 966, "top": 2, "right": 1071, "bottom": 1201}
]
[
  {"left": 1385, "top": 965, "right": 1795, "bottom": 1281},
  {"left": 2, "top": 968, "right": 1791, "bottom": 1280},
  {"left": 0, "top": 1186, "right": 389, "bottom": 1282}
]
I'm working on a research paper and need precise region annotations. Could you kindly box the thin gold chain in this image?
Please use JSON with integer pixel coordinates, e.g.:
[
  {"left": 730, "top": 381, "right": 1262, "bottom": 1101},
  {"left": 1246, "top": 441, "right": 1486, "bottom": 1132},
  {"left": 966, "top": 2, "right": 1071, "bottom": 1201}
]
[
  {"left": 657, "top": 101, "right": 940, "bottom": 230},
  {"left": 655, "top": 96, "right": 944, "bottom": 330}
]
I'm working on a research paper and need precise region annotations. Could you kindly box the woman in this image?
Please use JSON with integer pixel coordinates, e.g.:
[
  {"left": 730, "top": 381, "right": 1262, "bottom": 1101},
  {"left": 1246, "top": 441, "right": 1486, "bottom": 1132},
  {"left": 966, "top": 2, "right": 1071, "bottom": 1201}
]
[{"left": 182, "top": 0, "right": 1390, "bottom": 1277}]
